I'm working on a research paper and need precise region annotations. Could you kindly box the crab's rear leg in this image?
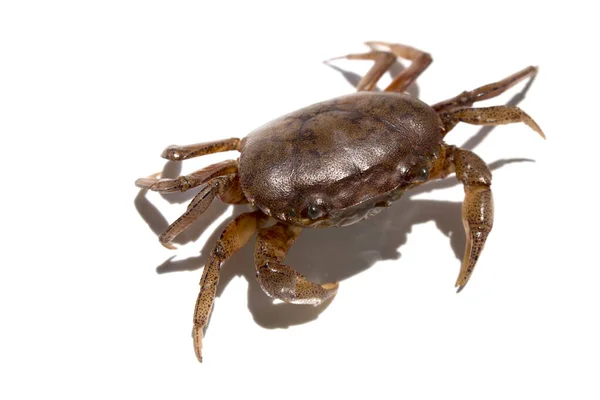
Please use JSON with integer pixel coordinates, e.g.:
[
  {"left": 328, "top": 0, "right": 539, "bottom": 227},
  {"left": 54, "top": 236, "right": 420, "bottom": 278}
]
[
  {"left": 161, "top": 137, "right": 241, "bottom": 161},
  {"left": 327, "top": 41, "right": 432, "bottom": 93},
  {"left": 372, "top": 42, "right": 433, "bottom": 93},
  {"left": 441, "top": 106, "right": 545, "bottom": 138},
  {"left": 327, "top": 50, "right": 396, "bottom": 91},
  {"left": 432, "top": 66, "right": 538, "bottom": 114},
  {"left": 158, "top": 174, "right": 247, "bottom": 249},
  {"left": 255, "top": 223, "right": 339, "bottom": 305},
  {"left": 193, "top": 210, "right": 268, "bottom": 362}
]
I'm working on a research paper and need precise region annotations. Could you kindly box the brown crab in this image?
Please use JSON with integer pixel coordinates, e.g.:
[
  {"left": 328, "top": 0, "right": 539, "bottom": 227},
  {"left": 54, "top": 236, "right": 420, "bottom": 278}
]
[{"left": 136, "top": 41, "right": 544, "bottom": 362}]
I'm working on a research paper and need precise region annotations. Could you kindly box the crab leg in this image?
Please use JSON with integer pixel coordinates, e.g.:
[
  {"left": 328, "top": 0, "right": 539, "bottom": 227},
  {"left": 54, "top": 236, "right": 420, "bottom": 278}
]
[
  {"left": 161, "top": 137, "right": 241, "bottom": 161},
  {"left": 440, "top": 106, "right": 545, "bottom": 138},
  {"left": 158, "top": 174, "right": 246, "bottom": 249},
  {"left": 193, "top": 210, "right": 268, "bottom": 362},
  {"left": 427, "top": 145, "right": 494, "bottom": 291},
  {"left": 453, "top": 148, "right": 494, "bottom": 291},
  {"left": 255, "top": 223, "right": 339, "bottom": 305},
  {"left": 370, "top": 42, "right": 433, "bottom": 93},
  {"left": 327, "top": 41, "right": 432, "bottom": 93},
  {"left": 432, "top": 66, "right": 538, "bottom": 114},
  {"left": 327, "top": 50, "right": 396, "bottom": 92},
  {"left": 135, "top": 159, "right": 238, "bottom": 193}
]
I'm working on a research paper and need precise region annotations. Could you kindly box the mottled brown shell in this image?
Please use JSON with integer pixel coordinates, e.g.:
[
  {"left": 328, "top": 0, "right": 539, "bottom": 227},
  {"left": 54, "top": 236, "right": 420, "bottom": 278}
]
[{"left": 239, "top": 91, "right": 444, "bottom": 227}]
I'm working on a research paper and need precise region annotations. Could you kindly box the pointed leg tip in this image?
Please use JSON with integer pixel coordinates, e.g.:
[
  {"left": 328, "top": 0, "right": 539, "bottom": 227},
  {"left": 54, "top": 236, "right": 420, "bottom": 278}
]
[
  {"left": 364, "top": 40, "right": 388, "bottom": 47},
  {"left": 135, "top": 172, "right": 162, "bottom": 189},
  {"left": 529, "top": 122, "right": 546, "bottom": 139},
  {"left": 323, "top": 55, "right": 346, "bottom": 64},
  {"left": 134, "top": 178, "right": 146, "bottom": 188},
  {"left": 538, "top": 129, "right": 547, "bottom": 140},
  {"left": 455, "top": 276, "right": 469, "bottom": 293},
  {"left": 161, "top": 241, "right": 177, "bottom": 250},
  {"left": 135, "top": 177, "right": 156, "bottom": 189},
  {"left": 194, "top": 327, "right": 204, "bottom": 363}
]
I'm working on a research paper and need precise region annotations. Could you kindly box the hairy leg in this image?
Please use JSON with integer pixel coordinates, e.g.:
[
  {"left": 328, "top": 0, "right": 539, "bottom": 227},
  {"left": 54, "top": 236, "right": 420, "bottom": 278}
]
[
  {"left": 158, "top": 174, "right": 246, "bottom": 249},
  {"left": 428, "top": 145, "right": 494, "bottom": 291},
  {"left": 440, "top": 106, "right": 545, "bottom": 138},
  {"left": 368, "top": 41, "right": 433, "bottom": 93},
  {"left": 161, "top": 137, "right": 241, "bottom": 161},
  {"left": 433, "top": 66, "right": 537, "bottom": 113},
  {"left": 193, "top": 210, "right": 269, "bottom": 362},
  {"left": 135, "top": 159, "right": 238, "bottom": 193}
]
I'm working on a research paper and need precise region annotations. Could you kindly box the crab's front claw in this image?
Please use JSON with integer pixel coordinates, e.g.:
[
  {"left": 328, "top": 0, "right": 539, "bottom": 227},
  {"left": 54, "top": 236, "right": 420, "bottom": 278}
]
[
  {"left": 257, "top": 263, "right": 339, "bottom": 305},
  {"left": 255, "top": 223, "right": 339, "bottom": 305}
]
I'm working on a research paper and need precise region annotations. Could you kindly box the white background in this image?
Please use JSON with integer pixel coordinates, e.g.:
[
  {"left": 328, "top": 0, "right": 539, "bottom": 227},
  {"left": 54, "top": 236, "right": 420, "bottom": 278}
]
[{"left": 1, "top": 1, "right": 599, "bottom": 399}]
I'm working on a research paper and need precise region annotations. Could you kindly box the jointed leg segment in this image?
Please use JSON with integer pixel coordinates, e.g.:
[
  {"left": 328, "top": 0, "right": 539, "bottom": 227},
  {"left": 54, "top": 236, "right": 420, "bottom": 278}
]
[
  {"left": 161, "top": 138, "right": 241, "bottom": 161},
  {"left": 433, "top": 66, "right": 544, "bottom": 137},
  {"left": 135, "top": 159, "right": 238, "bottom": 193},
  {"left": 136, "top": 137, "right": 248, "bottom": 248},
  {"left": 329, "top": 50, "right": 397, "bottom": 92},
  {"left": 368, "top": 41, "right": 433, "bottom": 93},
  {"left": 429, "top": 67, "right": 544, "bottom": 290},
  {"left": 440, "top": 106, "right": 545, "bottom": 138},
  {"left": 193, "top": 211, "right": 269, "bottom": 362},
  {"left": 158, "top": 173, "right": 245, "bottom": 248},
  {"left": 329, "top": 41, "right": 432, "bottom": 93},
  {"left": 430, "top": 145, "right": 494, "bottom": 291},
  {"left": 137, "top": 137, "right": 262, "bottom": 362},
  {"left": 432, "top": 66, "right": 538, "bottom": 113},
  {"left": 452, "top": 147, "right": 494, "bottom": 291}
]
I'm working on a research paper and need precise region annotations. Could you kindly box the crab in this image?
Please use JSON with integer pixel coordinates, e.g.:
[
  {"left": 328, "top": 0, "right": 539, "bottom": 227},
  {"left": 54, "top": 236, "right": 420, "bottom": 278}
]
[{"left": 136, "top": 41, "right": 544, "bottom": 362}]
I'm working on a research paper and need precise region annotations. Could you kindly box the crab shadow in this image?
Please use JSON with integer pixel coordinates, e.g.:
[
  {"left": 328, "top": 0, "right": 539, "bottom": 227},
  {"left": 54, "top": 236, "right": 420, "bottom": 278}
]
[{"left": 133, "top": 66, "right": 537, "bottom": 331}]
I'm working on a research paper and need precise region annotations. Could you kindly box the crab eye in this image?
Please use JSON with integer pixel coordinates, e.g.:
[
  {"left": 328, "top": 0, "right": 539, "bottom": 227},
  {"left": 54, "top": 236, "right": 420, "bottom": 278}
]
[
  {"left": 306, "top": 204, "right": 325, "bottom": 219},
  {"left": 416, "top": 167, "right": 429, "bottom": 181}
]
